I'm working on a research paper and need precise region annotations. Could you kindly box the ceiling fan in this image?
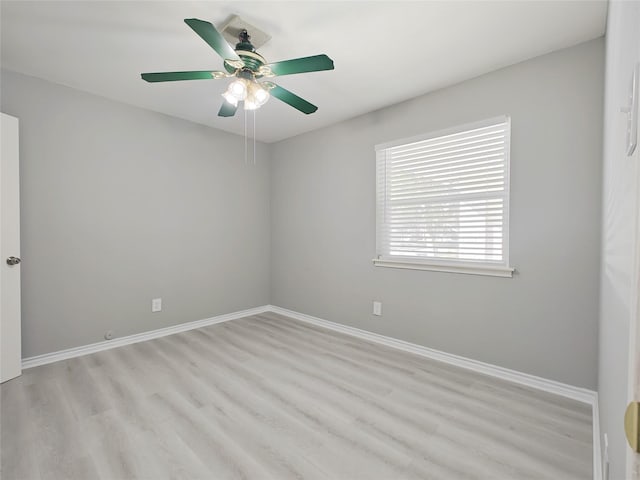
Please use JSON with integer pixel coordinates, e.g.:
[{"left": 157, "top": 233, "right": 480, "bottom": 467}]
[{"left": 141, "top": 18, "right": 334, "bottom": 117}]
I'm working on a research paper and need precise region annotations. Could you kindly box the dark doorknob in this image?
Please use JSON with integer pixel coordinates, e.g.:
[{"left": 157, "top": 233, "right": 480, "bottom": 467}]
[{"left": 6, "top": 257, "right": 21, "bottom": 266}]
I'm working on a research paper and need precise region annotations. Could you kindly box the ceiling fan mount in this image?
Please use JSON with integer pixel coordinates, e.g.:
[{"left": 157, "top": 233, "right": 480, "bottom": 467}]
[{"left": 141, "top": 18, "right": 335, "bottom": 117}]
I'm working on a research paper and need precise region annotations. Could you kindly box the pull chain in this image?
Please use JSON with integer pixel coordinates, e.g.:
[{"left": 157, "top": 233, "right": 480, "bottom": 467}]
[
  {"left": 244, "top": 107, "right": 248, "bottom": 164},
  {"left": 242, "top": 107, "right": 258, "bottom": 165}
]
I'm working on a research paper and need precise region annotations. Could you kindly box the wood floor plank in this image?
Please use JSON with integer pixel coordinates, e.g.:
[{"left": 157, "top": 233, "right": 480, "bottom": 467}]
[
  {"left": 231, "top": 316, "right": 592, "bottom": 447},
  {"left": 182, "top": 328, "right": 416, "bottom": 476},
  {"left": 0, "top": 313, "right": 592, "bottom": 479},
  {"left": 216, "top": 319, "right": 589, "bottom": 479},
  {"left": 252, "top": 314, "right": 593, "bottom": 439},
  {"left": 25, "top": 378, "right": 96, "bottom": 480},
  {"left": 0, "top": 376, "right": 41, "bottom": 480}
]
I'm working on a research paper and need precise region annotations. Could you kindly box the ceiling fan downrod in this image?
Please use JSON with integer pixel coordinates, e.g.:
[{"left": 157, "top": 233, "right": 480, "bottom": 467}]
[{"left": 235, "top": 29, "right": 255, "bottom": 53}]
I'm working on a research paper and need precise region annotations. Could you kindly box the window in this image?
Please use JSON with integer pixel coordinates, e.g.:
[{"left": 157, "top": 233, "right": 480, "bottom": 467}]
[{"left": 374, "top": 116, "right": 514, "bottom": 277}]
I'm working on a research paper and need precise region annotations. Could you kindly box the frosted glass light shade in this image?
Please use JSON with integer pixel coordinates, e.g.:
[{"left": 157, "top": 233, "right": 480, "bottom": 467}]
[
  {"left": 251, "top": 83, "right": 270, "bottom": 106},
  {"left": 221, "top": 91, "right": 238, "bottom": 106},
  {"left": 227, "top": 79, "right": 248, "bottom": 101}
]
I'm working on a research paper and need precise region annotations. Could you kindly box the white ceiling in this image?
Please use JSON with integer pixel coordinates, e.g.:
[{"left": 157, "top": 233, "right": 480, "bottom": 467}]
[{"left": 1, "top": 1, "right": 607, "bottom": 143}]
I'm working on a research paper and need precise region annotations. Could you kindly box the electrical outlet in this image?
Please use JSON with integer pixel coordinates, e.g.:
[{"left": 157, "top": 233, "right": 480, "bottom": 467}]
[
  {"left": 373, "top": 301, "right": 382, "bottom": 316},
  {"left": 152, "top": 298, "right": 162, "bottom": 313}
]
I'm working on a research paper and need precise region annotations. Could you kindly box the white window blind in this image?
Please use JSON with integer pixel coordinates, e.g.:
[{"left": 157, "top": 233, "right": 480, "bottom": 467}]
[{"left": 375, "top": 116, "right": 513, "bottom": 277}]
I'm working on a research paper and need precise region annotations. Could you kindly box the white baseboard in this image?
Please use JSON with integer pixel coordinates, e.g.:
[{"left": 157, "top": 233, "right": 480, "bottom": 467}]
[
  {"left": 266, "top": 305, "right": 602, "bottom": 480},
  {"left": 21, "top": 305, "right": 271, "bottom": 369}
]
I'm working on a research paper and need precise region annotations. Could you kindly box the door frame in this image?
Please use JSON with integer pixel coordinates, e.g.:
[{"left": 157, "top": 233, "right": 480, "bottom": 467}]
[{"left": 627, "top": 59, "right": 640, "bottom": 479}]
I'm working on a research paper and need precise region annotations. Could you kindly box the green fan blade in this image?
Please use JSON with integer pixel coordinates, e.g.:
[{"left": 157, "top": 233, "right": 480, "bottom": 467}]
[
  {"left": 218, "top": 100, "right": 238, "bottom": 117},
  {"left": 184, "top": 18, "right": 240, "bottom": 61},
  {"left": 270, "top": 85, "right": 318, "bottom": 114},
  {"left": 141, "top": 71, "right": 224, "bottom": 82},
  {"left": 265, "top": 54, "right": 334, "bottom": 77}
]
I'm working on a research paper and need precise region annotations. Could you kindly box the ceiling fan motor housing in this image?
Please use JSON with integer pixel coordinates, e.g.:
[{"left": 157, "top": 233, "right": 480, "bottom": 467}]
[{"left": 224, "top": 31, "right": 267, "bottom": 76}]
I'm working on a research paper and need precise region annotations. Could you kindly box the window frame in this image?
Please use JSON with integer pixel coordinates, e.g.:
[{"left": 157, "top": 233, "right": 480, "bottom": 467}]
[{"left": 373, "top": 116, "right": 514, "bottom": 278}]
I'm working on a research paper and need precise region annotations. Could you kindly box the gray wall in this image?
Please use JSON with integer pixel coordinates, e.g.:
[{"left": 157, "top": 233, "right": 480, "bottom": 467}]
[
  {"left": 270, "top": 39, "right": 604, "bottom": 389},
  {"left": 598, "top": 1, "right": 640, "bottom": 478},
  {"left": 1, "top": 70, "right": 270, "bottom": 358}
]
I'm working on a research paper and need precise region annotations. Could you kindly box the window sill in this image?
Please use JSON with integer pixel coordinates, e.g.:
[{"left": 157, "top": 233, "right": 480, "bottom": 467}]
[{"left": 372, "top": 258, "right": 515, "bottom": 278}]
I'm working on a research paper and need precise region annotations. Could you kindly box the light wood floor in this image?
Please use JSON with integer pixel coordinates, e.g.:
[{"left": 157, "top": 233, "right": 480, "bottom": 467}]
[{"left": 1, "top": 312, "right": 593, "bottom": 480}]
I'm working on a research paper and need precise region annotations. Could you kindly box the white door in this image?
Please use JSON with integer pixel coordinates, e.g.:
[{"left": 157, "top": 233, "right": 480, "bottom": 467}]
[{"left": 0, "top": 112, "right": 21, "bottom": 383}]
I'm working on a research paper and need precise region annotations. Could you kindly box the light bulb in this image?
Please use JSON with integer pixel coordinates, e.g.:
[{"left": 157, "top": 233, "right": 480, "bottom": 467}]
[
  {"left": 227, "top": 79, "right": 247, "bottom": 101},
  {"left": 253, "top": 85, "right": 270, "bottom": 106},
  {"left": 244, "top": 81, "right": 268, "bottom": 110},
  {"left": 246, "top": 81, "right": 270, "bottom": 107},
  {"left": 221, "top": 91, "right": 238, "bottom": 106}
]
